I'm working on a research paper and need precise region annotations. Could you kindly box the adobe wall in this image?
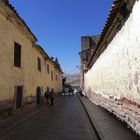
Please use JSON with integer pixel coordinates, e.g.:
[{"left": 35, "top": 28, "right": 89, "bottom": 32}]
[
  {"left": 0, "top": 11, "right": 62, "bottom": 101},
  {"left": 0, "top": 2, "right": 63, "bottom": 119}
]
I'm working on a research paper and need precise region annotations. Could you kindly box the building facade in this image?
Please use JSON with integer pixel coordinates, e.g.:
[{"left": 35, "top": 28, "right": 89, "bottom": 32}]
[
  {"left": 80, "top": 0, "right": 140, "bottom": 135},
  {"left": 0, "top": 0, "right": 63, "bottom": 118},
  {"left": 80, "top": 36, "right": 99, "bottom": 89}
]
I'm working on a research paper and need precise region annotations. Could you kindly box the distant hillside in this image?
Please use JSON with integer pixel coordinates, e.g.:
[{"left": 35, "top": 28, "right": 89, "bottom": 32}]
[{"left": 65, "top": 73, "right": 80, "bottom": 87}]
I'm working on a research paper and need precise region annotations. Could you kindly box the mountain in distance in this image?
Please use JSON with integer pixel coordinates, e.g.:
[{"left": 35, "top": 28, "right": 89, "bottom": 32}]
[{"left": 64, "top": 72, "right": 80, "bottom": 87}]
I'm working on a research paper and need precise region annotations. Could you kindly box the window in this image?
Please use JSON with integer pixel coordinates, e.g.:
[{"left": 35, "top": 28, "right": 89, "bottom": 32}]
[
  {"left": 51, "top": 71, "right": 53, "bottom": 81},
  {"left": 14, "top": 42, "right": 21, "bottom": 67},
  {"left": 37, "top": 57, "right": 41, "bottom": 71},
  {"left": 55, "top": 75, "right": 58, "bottom": 81},
  {"left": 47, "top": 64, "right": 49, "bottom": 74}
]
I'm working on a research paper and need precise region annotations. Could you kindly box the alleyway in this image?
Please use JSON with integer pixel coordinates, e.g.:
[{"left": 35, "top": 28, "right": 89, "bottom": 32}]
[{"left": 0, "top": 95, "right": 97, "bottom": 140}]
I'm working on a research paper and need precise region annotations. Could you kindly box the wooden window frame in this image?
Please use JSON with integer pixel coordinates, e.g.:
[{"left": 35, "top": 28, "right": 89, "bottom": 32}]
[
  {"left": 37, "top": 57, "right": 41, "bottom": 71},
  {"left": 51, "top": 71, "right": 53, "bottom": 81},
  {"left": 55, "top": 74, "right": 58, "bottom": 81},
  {"left": 14, "top": 42, "right": 21, "bottom": 67},
  {"left": 47, "top": 64, "right": 49, "bottom": 74}
]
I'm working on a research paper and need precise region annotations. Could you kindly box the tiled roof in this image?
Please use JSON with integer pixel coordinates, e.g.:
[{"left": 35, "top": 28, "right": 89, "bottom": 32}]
[
  {"left": 0, "top": 0, "right": 63, "bottom": 73},
  {"left": 97, "top": 0, "right": 121, "bottom": 46},
  {"left": 34, "top": 44, "right": 63, "bottom": 74},
  {"left": 87, "top": 0, "right": 136, "bottom": 69},
  {"left": 1, "top": 0, "right": 37, "bottom": 42}
]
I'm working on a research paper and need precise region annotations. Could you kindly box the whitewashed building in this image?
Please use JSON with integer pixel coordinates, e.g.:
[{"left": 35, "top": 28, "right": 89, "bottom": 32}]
[{"left": 80, "top": 0, "right": 140, "bottom": 135}]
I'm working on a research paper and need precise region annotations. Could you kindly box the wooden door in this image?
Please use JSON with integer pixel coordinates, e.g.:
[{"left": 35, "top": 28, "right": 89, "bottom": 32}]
[{"left": 15, "top": 86, "right": 23, "bottom": 109}]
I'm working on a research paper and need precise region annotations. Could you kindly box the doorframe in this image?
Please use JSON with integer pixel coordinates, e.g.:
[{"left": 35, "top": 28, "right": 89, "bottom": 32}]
[
  {"left": 36, "top": 86, "right": 41, "bottom": 105},
  {"left": 14, "top": 85, "right": 24, "bottom": 110}
]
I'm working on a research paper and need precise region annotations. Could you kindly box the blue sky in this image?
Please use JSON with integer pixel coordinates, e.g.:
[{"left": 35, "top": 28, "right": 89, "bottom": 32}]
[{"left": 9, "top": 0, "right": 113, "bottom": 74}]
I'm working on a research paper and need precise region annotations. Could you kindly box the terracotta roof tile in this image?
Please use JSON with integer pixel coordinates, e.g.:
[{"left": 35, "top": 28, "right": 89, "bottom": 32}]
[
  {"left": 87, "top": 0, "right": 124, "bottom": 69},
  {"left": 1, "top": 0, "right": 37, "bottom": 42}
]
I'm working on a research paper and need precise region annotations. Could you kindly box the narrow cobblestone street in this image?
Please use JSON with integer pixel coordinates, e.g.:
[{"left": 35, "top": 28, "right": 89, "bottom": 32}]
[
  {"left": 0, "top": 95, "right": 97, "bottom": 140},
  {"left": 1, "top": 0, "right": 140, "bottom": 139}
]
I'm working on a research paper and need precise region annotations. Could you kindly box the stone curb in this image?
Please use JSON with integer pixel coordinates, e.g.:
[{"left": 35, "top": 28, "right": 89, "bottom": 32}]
[
  {"left": 77, "top": 94, "right": 104, "bottom": 140},
  {"left": 0, "top": 95, "right": 64, "bottom": 138}
]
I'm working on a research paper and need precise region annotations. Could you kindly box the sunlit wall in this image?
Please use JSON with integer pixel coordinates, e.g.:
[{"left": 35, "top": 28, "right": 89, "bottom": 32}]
[{"left": 84, "top": 0, "right": 140, "bottom": 104}]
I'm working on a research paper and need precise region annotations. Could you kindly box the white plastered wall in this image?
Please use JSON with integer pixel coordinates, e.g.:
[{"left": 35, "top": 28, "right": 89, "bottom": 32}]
[{"left": 84, "top": 0, "right": 140, "bottom": 104}]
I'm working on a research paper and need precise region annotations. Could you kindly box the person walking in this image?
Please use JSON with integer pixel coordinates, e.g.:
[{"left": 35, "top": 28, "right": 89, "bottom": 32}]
[
  {"left": 50, "top": 89, "right": 54, "bottom": 106},
  {"left": 44, "top": 87, "right": 51, "bottom": 106}
]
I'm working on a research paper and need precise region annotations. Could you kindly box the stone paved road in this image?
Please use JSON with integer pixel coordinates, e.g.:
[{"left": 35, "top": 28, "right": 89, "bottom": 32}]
[{"left": 0, "top": 95, "right": 97, "bottom": 140}]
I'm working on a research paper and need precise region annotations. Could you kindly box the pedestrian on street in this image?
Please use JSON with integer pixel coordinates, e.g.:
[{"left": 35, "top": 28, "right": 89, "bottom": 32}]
[
  {"left": 50, "top": 89, "right": 54, "bottom": 106},
  {"left": 44, "top": 87, "right": 51, "bottom": 106}
]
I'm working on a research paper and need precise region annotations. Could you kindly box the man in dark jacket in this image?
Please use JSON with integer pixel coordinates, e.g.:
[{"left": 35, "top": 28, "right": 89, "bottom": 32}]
[
  {"left": 44, "top": 87, "right": 51, "bottom": 106},
  {"left": 50, "top": 89, "right": 54, "bottom": 106}
]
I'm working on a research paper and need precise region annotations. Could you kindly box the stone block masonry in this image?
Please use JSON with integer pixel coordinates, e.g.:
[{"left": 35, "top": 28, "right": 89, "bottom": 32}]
[{"left": 89, "top": 93, "right": 140, "bottom": 136}]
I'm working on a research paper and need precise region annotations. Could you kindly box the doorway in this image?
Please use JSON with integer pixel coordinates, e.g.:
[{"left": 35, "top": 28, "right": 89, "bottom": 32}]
[
  {"left": 15, "top": 86, "right": 23, "bottom": 109},
  {"left": 36, "top": 87, "right": 41, "bottom": 104}
]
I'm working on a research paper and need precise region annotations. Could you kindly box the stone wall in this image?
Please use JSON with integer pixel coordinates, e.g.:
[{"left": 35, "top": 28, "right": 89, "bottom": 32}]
[
  {"left": 88, "top": 93, "right": 140, "bottom": 136},
  {"left": 84, "top": 0, "right": 140, "bottom": 135},
  {"left": 0, "top": 96, "right": 36, "bottom": 120}
]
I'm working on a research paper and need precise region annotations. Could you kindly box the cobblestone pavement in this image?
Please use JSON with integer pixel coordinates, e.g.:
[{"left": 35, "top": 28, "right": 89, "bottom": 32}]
[
  {"left": 0, "top": 96, "right": 63, "bottom": 137},
  {"left": 0, "top": 95, "right": 97, "bottom": 140},
  {"left": 79, "top": 96, "right": 140, "bottom": 140}
]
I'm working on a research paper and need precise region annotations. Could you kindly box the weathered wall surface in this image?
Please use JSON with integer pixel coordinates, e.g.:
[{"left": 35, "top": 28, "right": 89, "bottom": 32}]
[
  {"left": 0, "top": 3, "right": 62, "bottom": 113},
  {"left": 84, "top": 1, "right": 140, "bottom": 135},
  {"left": 90, "top": 93, "right": 140, "bottom": 136},
  {"left": 0, "top": 10, "right": 34, "bottom": 101},
  {"left": 84, "top": 0, "right": 140, "bottom": 104}
]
